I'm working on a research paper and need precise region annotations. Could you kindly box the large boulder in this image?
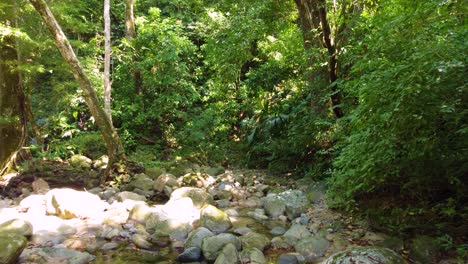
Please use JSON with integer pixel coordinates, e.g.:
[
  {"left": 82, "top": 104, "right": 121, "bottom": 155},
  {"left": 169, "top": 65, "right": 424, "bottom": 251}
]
[
  {"left": 214, "top": 243, "right": 239, "bottom": 264},
  {"left": 321, "top": 247, "right": 406, "bottom": 264},
  {"left": 0, "top": 219, "right": 33, "bottom": 237},
  {"left": 0, "top": 234, "right": 27, "bottom": 264},
  {"left": 202, "top": 233, "right": 241, "bottom": 261},
  {"left": 170, "top": 187, "right": 214, "bottom": 209},
  {"left": 185, "top": 227, "right": 214, "bottom": 249},
  {"left": 278, "top": 190, "right": 308, "bottom": 220},
  {"left": 45, "top": 188, "right": 107, "bottom": 219},
  {"left": 295, "top": 236, "right": 330, "bottom": 261},
  {"left": 128, "top": 173, "right": 154, "bottom": 192},
  {"left": 263, "top": 195, "right": 286, "bottom": 219},
  {"left": 69, "top": 155, "right": 92, "bottom": 170},
  {"left": 240, "top": 247, "right": 266, "bottom": 264},
  {"left": 200, "top": 205, "right": 232, "bottom": 234},
  {"left": 177, "top": 247, "right": 202, "bottom": 263},
  {"left": 283, "top": 224, "right": 311, "bottom": 243},
  {"left": 161, "top": 197, "right": 199, "bottom": 224},
  {"left": 240, "top": 232, "right": 270, "bottom": 251}
]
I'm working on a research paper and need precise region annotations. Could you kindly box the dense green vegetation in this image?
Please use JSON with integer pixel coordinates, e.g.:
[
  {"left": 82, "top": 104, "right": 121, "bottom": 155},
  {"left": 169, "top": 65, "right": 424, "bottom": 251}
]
[{"left": 1, "top": 0, "right": 466, "bottom": 258}]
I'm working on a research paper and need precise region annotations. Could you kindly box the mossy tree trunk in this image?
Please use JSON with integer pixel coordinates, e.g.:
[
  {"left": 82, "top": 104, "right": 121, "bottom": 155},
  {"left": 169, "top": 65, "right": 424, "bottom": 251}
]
[{"left": 29, "top": 0, "right": 126, "bottom": 182}]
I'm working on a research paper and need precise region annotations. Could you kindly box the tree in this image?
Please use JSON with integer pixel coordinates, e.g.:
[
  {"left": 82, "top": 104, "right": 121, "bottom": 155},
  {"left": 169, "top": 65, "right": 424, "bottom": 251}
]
[
  {"left": 29, "top": 0, "right": 126, "bottom": 182},
  {"left": 125, "top": 0, "right": 141, "bottom": 94},
  {"left": 104, "top": 0, "right": 112, "bottom": 121},
  {"left": 293, "top": 0, "right": 346, "bottom": 118}
]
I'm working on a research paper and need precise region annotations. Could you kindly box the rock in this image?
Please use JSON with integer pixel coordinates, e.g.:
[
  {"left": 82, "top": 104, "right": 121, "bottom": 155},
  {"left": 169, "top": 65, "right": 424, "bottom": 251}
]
[
  {"left": 216, "top": 199, "right": 230, "bottom": 208},
  {"left": 128, "top": 173, "right": 154, "bottom": 192},
  {"left": 295, "top": 236, "right": 330, "bottom": 260},
  {"left": 98, "top": 225, "right": 121, "bottom": 240},
  {"left": 270, "top": 226, "right": 286, "bottom": 236},
  {"left": 128, "top": 203, "right": 153, "bottom": 223},
  {"left": 25, "top": 247, "right": 95, "bottom": 264},
  {"left": 233, "top": 227, "right": 252, "bottom": 236},
  {"left": 132, "top": 233, "right": 153, "bottom": 249},
  {"left": 278, "top": 253, "right": 299, "bottom": 264},
  {"left": 69, "top": 155, "right": 92, "bottom": 169},
  {"left": 240, "top": 232, "right": 270, "bottom": 251},
  {"left": 409, "top": 236, "right": 438, "bottom": 264},
  {"left": 224, "top": 208, "right": 240, "bottom": 217},
  {"left": 240, "top": 247, "right": 266, "bottom": 264},
  {"left": 202, "top": 233, "right": 241, "bottom": 261},
  {"left": 200, "top": 205, "right": 232, "bottom": 234},
  {"left": 248, "top": 208, "right": 269, "bottom": 221},
  {"left": 32, "top": 178, "right": 50, "bottom": 194},
  {"left": 214, "top": 243, "right": 239, "bottom": 264},
  {"left": 115, "top": 191, "right": 147, "bottom": 202},
  {"left": 0, "top": 218, "right": 33, "bottom": 237},
  {"left": 263, "top": 195, "right": 286, "bottom": 219},
  {"left": 45, "top": 188, "right": 107, "bottom": 219},
  {"left": 376, "top": 237, "right": 405, "bottom": 252},
  {"left": 92, "top": 155, "right": 108, "bottom": 170},
  {"left": 101, "top": 242, "right": 119, "bottom": 250},
  {"left": 278, "top": 190, "right": 308, "bottom": 220},
  {"left": 154, "top": 173, "right": 179, "bottom": 192},
  {"left": 283, "top": 224, "right": 311, "bottom": 242},
  {"left": 177, "top": 247, "right": 202, "bottom": 262},
  {"left": 162, "top": 197, "right": 198, "bottom": 223},
  {"left": 271, "top": 236, "right": 292, "bottom": 249},
  {"left": 170, "top": 187, "right": 214, "bottom": 209},
  {"left": 206, "top": 167, "right": 225, "bottom": 176},
  {"left": 185, "top": 227, "right": 214, "bottom": 249},
  {"left": 146, "top": 167, "right": 165, "bottom": 179},
  {"left": 150, "top": 219, "right": 189, "bottom": 241},
  {"left": 0, "top": 234, "right": 27, "bottom": 264},
  {"left": 321, "top": 247, "right": 406, "bottom": 264}
]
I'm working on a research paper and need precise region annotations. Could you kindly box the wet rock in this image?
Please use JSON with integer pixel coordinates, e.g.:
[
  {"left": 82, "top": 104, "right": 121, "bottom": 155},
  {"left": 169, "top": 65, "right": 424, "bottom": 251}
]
[
  {"left": 177, "top": 247, "right": 202, "bottom": 262},
  {"left": 321, "top": 247, "right": 406, "bottom": 264},
  {"left": 154, "top": 173, "right": 179, "bottom": 192},
  {"left": 263, "top": 195, "right": 286, "bottom": 219},
  {"left": 295, "top": 236, "right": 330, "bottom": 260},
  {"left": 278, "top": 190, "right": 308, "bottom": 220},
  {"left": 185, "top": 227, "right": 214, "bottom": 249},
  {"left": 200, "top": 205, "right": 232, "bottom": 234},
  {"left": 45, "top": 188, "right": 107, "bottom": 219},
  {"left": 214, "top": 243, "right": 239, "bottom": 264},
  {"left": 170, "top": 187, "right": 214, "bottom": 209},
  {"left": 202, "top": 233, "right": 241, "bottom": 261},
  {"left": 240, "top": 247, "right": 266, "bottom": 264},
  {"left": 0, "top": 218, "right": 33, "bottom": 237},
  {"left": 0, "top": 234, "right": 27, "bottom": 264},
  {"left": 240, "top": 232, "right": 270, "bottom": 251}
]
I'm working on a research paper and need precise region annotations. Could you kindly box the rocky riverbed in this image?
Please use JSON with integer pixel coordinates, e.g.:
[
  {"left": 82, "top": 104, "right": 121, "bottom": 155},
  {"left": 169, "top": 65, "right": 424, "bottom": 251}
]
[{"left": 0, "top": 156, "right": 447, "bottom": 263}]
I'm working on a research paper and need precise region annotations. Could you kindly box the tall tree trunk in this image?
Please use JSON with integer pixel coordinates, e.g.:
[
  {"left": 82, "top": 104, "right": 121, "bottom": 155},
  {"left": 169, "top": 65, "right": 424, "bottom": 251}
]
[
  {"left": 125, "top": 0, "right": 142, "bottom": 94},
  {"left": 294, "top": 0, "right": 344, "bottom": 118},
  {"left": 104, "top": 0, "right": 112, "bottom": 122},
  {"left": 29, "top": 0, "right": 126, "bottom": 182}
]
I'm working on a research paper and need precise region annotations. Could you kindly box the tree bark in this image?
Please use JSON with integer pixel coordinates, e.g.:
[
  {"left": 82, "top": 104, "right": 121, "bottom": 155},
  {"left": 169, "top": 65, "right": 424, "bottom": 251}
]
[
  {"left": 104, "top": 0, "right": 112, "bottom": 122},
  {"left": 29, "top": 0, "right": 126, "bottom": 182},
  {"left": 294, "top": 0, "right": 344, "bottom": 118}
]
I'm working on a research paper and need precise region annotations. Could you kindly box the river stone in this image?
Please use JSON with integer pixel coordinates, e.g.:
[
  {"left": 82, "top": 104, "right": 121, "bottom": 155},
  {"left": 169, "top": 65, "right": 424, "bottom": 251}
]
[
  {"left": 129, "top": 173, "right": 154, "bottom": 191},
  {"left": 115, "top": 191, "right": 147, "bottom": 202},
  {"left": 200, "top": 204, "right": 232, "bottom": 234},
  {"left": 278, "top": 253, "right": 299, "bottom": 264},
  {"left": 271, "top": 236, "right": 292, "bottom": 249},
  {"left": 151, "top": 219, "right": 189, "bottom": 241},
  {"left": 185, "top": 227, "right": 214, "bottom": 249},
  {"left": 0, "top": 218, "right": 33, "bottom": 237},
  {"left": 283, "top": 224, "right": 311, "bottom": 242},
  {"left": 278, "top": 190, "right": 308, "bottom": 220},
  {"left": 27, "top": 247, "right": 95, "bottom": 264},
  {"left": 132, "top": 233, "right": 153, "bottom": 249},
  {"left": 240, "top": 232, "right": 270, "bottom": 251},
  {"left": 177, "top": 247, "right": 202, "bottom": 262},
  {"left": 270, "top": 226, "right": 286, "bottom": 236},
  {"left": 202, "top": 233, "right": 241, "bottom": 261},
  {"left": 321, "top": 247, "right": 406, "bottom": 264},
  {"left": 263, "top": 195, "right": 286, "bottom": 219},
  {"left": 128, "top": 203, "right": 153, "bottom": 223},
  {"left": 32, "top": 178, "right": 50, "bottom": 194},
  {"left": 162, "top": 197, "right": 198, "bottom": 222},
  {"left": 69, "top": 155, "right": 92, "bottom": 169},
  {"left": 295, "top": 236, "right": 330, "bottom": 260},
  {"left": 0, "top": 234, "right": 27, "bottom": 264},
  {"left": 170, "top": 187, "right": 214, "bottom": 209},
  {"left": 409, "top": 236, "right": 438, "bottom": 263},
  {"left": 214, "top": 243, "right": 239, "bottom": 264},
  {"left": 240, "top": 247, "right": 266, "bottom": 264},
  {"left": 154, "top": 173, "right": 179, "bottom": 192},
  {"left": 45, "top": 188, "right": 107, "bottom": 219}
]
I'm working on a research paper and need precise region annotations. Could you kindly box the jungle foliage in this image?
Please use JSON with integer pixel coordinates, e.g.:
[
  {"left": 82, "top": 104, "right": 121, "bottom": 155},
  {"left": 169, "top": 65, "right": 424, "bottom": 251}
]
[{"left": 1, "top": 0, "right": 466, "bottom": 251}]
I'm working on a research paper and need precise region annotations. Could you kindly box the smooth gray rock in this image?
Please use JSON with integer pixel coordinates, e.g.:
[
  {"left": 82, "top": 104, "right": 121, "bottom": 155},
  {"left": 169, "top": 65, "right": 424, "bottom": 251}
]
[
  {"left": 263, "top": 195, "right": 286, "bottom": 219},
  {"left": 0, "top": 234, "right": 27, "bottom": 264},
  {"left": 185, "top": 227, "right": 214, "bottom": 249},
  {"left": 295, "top": 236, "right": 330, "bottom": 260},
  {"left": 278, "top": 253, "right": 298, "bottom": 264},
  {"left": 270, "top": 226, "right": 286, "bottom": 236},
  {"left": 283, "top": 224, "right": 311, "bottom": 242},
  {"left": 170, "top": 187, "right": 214, "bottom": 209},
  {"left": 200, "top": 205, "right": 232, "bottom": 234},
  {"left": 214, "top": 243, "right": 239, "bottom": 264},
  {"left": 128, "top": 203, "right": 153, "bottom": 223},
  {"left": 321, "top": 247, "right": 406, "bottom": 264},
  {"left": 115, "top": 191, "right": 147, "bottom": 202},
  {"left": 129, "top": 173, "right": 154, "bottom": 191},
  {"left": 0, "top": 218, "right": 33, "bottom": 237},
  {"left": 177, "top": 247, "right": 202, "bottom": 262},
  {"left": 240, "top": 232, "right": 270, "bottom": 251},
  {"left": 240, "top": 247, "right": 266, "bottom": 264},
  {"left": 278, "top": 190, "right": 308, "bottom": 220},
  {"left": 45, "top": 188, "right": 107, "bottom": 219},
  {"left": 202, "top": 233, "right": 241, "bottom": 261},
  {"left": 154, "top": 173, "right": 178, "bottom": 192},
  {"left": 26, "top": 247, "right": 95, "bottom": 264}
]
